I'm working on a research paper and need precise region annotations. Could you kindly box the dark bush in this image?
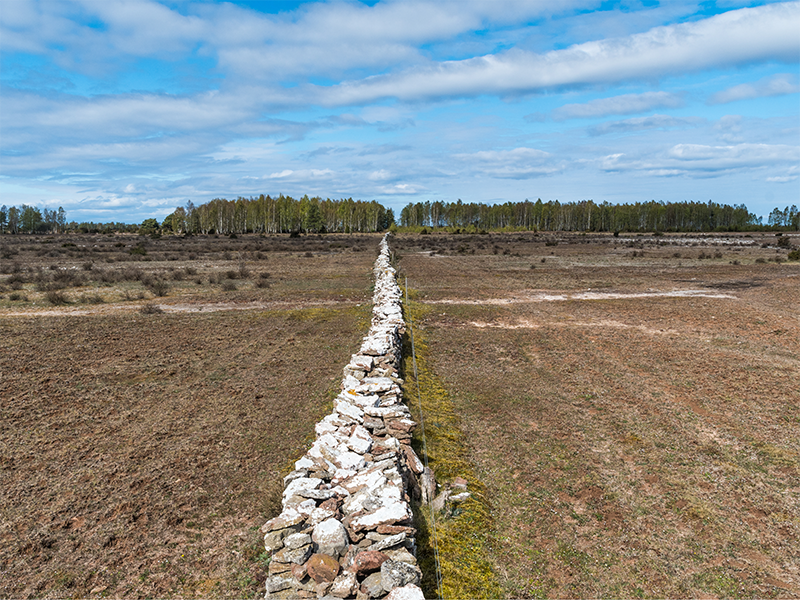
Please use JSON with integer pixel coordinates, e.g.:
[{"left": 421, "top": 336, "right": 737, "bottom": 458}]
[
  {"left": 79, "top": 294, "right": 104, "bottom": 304},
  {"left": 45, "top": 290, "right": 70, "bottom": 305},
  {"left": 143, "top": 277, "right": 170, "bottom": 297}
]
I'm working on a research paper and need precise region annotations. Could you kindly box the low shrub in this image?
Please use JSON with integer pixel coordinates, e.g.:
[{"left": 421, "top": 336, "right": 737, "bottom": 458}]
[
  {"left": 140, "top": 303, "right": 163, "bottom": 314},
  {"left": 143, "top": 277, "right": 170, "bottom": 297},
  {"left": 45, "top": 290, "right": 70, "bottom": 305}
]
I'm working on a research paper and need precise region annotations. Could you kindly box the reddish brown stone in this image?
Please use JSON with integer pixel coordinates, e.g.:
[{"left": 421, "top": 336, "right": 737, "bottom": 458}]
[
  {"left": 318, "top": 497, "right": 342, "bottom": 513},
  {"left": 386, "top": 419, "right": 416, "bottom": 433},
  {"left": 306, "top": 553, "right": 340, "bottom": 583},
  {"left": 377, "top": 524, "right": 416, "bottom": 536},
  {"left": 350, "top": 550, "right": 389, "bottom": 575}
]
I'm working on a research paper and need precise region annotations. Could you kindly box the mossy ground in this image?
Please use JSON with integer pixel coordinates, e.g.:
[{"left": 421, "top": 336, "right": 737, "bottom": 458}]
[{"left": 401, "top": 291, "right": 506, "bottom": 599}]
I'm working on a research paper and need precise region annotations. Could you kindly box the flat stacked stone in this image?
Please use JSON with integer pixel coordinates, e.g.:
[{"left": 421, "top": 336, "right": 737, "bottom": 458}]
[{"left": 263, "top": 234, "right": 427, "bottom": 600}]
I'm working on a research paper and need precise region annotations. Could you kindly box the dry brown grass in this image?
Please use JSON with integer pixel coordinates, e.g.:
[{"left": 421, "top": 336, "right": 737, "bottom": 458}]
[
  {"left": 396, "top": 231, "right": 799, "bottom": 599},
  {"left": 0, "top": 233, "right": 378, "bottom": 598}
]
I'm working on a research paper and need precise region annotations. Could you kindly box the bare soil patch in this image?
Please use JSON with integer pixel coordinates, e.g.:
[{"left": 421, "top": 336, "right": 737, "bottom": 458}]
[
  {"left": 0, "top": 233, "right": 377, "bottom": 598},
  {"left": 397, "top": 231, "right": 799, "bottom": 598}
]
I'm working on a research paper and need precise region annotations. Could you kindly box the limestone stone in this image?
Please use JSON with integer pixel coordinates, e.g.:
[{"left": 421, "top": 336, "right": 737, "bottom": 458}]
[
  {"left": 380, "top": 560, "right": 421, "bottom": 592},
  {"left": 419, "top": 467, "right": 436, "bottom": 505},
  {"left": 283, "top": 532, "right": 312, "bottom": 550},
  {"left": 312, "top": 518, "right": 349, "bottom": 558},
  {"left": 308, "top": 504, "right": 338, "bottom": 527},
  {"left": 272, "top": 543, "right": 312, "bottom": 565},
  {"left": 291, "top": 562, "right": 307, "bottom": 581},
  {"left": 329, "top": 571, "right": 358, "bottom": 598},
  {"left": 263, "top": 527, "right": 291, "bottom": 553},
  {"left": 431, "top": 490, "right": 449, "bottom": 513},
  {"left": 360, "top": 572, "right": 385, "bottom": 598},
  {"left": 335, "top": 450, "right": 366, "bottom": 472},
  {"left": 383, "top": 547, "right": 416, "bottom": 565},
  {"left": 298, "top": 488, "right": 336, "bottom": 501},
  {"left": 348, "top": 425, "right": 373, "bottom": 455},
  {"left": 283, "top": 477, "right": 322, "bottom": 501},
  {"left": 315, "top": 581, "right": 333, "bottom": 597},
  {"left": 350, "top": 502, "right": 411, "bottom": 532},
  {"left": 264, "top": 588, "right": 296, "bottom": 600},
  {"left": 349, "top": 355, "right": 373, "bottom": 371},
  {"left": 306, "top": 553, "right": 341, "bottom": 583},
  {"left": 284, "top": 468, "right": 309, "bottom": 485},
  {"left": 363, "top": 405, "right": 411, "bottom": 419},
  {"left": 265, "top": 574, "right": 294, "bottom": 593},
  {"left": 401, "top": 446, "right": 424, "bottom": 475},
  {"left": 262, "top": 509, "right": 304, "bottom": 533},
  {"left": 385, "top": 584, "right": 425, "bottom": 600},
  {"left": 268, "top": 560, "right": 293, "bottom": 574},
  {"left": 295, "top": 498, "right": 318, "bottom": 517},
  {"left": 334, "top": 399, "right": 365, "bottom": 423},
  {"left": 363, "top": 416, "right": 384, "bottom": 431},
  {"left": 294, "top": 456, "right": 315, "bottom": 470},
  {"left": 368, "top": 532, "right": 406, "bottom": 552}
]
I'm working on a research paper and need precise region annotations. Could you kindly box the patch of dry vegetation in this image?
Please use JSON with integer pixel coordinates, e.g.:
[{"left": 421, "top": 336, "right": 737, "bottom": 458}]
[
  {"left": 397, "top": 231, "right": 799, "bottom": 598},
  {"left": 0, "top": 232, "right": 379, "bottom": 312},
  {"left": 0, "top": 234, "right": 377, "bottom": 598}
]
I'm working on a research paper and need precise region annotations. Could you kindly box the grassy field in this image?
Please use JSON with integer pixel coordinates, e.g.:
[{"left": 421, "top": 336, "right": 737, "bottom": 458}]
[
  {"left": 1, "top": 230, "right": 798, "bottom": 599},
  {"left": 0, "top": 233, "right": 379, "bottom": 598},
  {"left": 394, "top": 231, "right": 799, "bottom": 599}
]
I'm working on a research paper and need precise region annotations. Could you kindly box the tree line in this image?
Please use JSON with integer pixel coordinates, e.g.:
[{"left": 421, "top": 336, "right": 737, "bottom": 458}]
[
  {"left": 2, "top": 197, "right": 798, "bottom": 235},
  {"left": 399, "top": 199, "right": 799, "bottom": 232},
  {"left": 160, "top": 195, "right": 395, "bottom": 235},
  {"left": 0, "top": 205, "right": 68, "bottom": 234}
]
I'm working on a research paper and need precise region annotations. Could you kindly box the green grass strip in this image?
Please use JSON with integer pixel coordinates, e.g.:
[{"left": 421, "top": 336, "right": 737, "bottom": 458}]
[{"left": 402, "top": 293, "right": 506, "bottom": 599}]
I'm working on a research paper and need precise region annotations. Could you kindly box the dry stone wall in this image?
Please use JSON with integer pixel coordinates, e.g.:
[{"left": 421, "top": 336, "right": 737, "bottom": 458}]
[{"left": 262, "top": 234, "right": 430, "bottom": 600}]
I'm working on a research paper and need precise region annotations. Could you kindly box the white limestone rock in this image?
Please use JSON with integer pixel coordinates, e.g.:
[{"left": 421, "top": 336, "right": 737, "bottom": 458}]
[
  {"left": 385, "top": 584, "right": 425, "bottom": 600},
  {"left": 350, "top": 502, "right": 411, "bottom": 532},
  {"left": 312, "top": 518, "right": 349, "bottom": 558}
]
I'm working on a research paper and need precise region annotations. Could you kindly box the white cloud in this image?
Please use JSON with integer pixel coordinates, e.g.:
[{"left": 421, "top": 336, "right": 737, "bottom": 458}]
[
  {"left": 368, "top": 170, "right": 392, "bottom": 181},
  {"left": 317, "top": 3, "right": 800, "bottom": 105},
  {"left": 552, "top": 92, "right": 685, "bottom": 121},
  {"left": 599, "top": 143, "right": 800, "bottom": 177},
  {"left": 708, "top": 73, "right": 800, "bottom": 104},
  {"left": 457, "top": 147, "right": 565, "bottom": 179},
  {"left": 0, "top": 0, "right": 594, "bottom": 83}
]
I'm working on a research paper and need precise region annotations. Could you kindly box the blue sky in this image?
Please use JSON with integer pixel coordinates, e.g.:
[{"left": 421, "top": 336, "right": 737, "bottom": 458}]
[{"left": 1, "top": 0, "right": 798, "bottom": 224}]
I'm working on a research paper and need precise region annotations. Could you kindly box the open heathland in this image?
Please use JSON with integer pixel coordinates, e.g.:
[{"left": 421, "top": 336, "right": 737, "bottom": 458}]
[
  {"left": 1, "top": 230, "right": 798, "bottom": 599},
  {"left": 394, "top": 230, "right": 799, "bottom": 599},
  {"left": 0, "top": 233, "right": 380, "bottom": 598}
]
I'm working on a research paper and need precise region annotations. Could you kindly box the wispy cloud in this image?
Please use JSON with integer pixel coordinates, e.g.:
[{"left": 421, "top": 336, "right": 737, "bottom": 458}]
[
  {"left": 1, "top": 0, "right": 798, "bottom": 222},
  {"left": 588, "top": 114, "right": 702, "bottom": 136},
  {"left": 456, "top": 147, "right": 566, "bottom": 179},
  {"left": 600, "top": 143, "right": 800, "bottom": 178},
  {"left": 316, "top": 3, "right": 800, "bottom": 105},
  {"left": 550, "top": 92, "right": 686, "bottom": 121},
  {"left": 708, "top": 73, "right": 800, "bottom": 104}
]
